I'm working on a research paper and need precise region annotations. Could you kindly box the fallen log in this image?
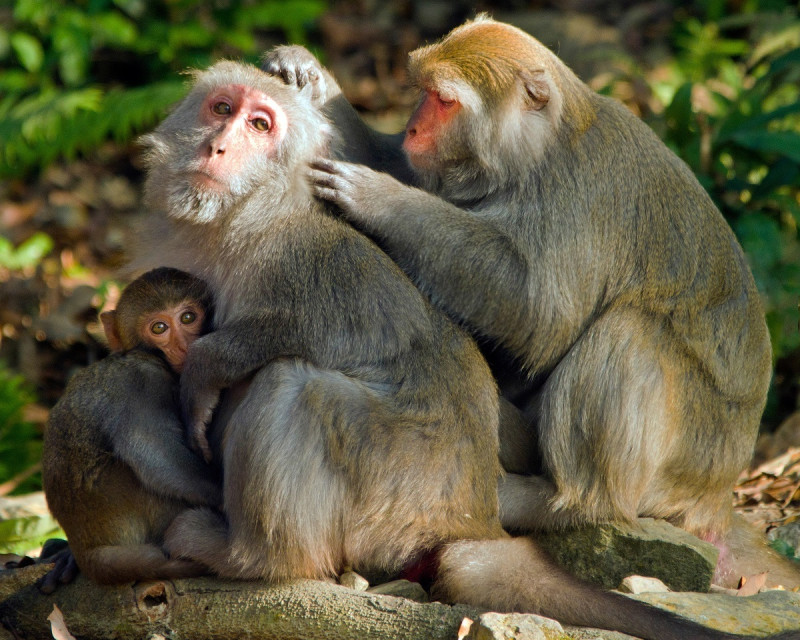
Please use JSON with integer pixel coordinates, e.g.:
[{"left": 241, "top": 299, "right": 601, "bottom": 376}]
[{"left": 0, "top": 565, "right": 483, "bottom": 640}]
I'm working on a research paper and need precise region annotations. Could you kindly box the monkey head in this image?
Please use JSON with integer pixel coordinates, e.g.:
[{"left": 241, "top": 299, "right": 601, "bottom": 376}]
[
  {"left": 100, "top": 267, "right": 213, "bottom": 373},
  {"left": 140, "top": 61, "right": 335, "bottom": 226},
  {"left": 403, "top": 15, "right": 595, "bottom": 188}
]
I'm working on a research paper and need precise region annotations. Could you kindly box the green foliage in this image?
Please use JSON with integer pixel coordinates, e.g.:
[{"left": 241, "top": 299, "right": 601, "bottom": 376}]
[
  {"left": 0, "top": 514, "right": 64, "bottom": 556},
  {"left": 0, "top": 363, "right": 42, "bottom": 495},
  {"left": 0, "top": 363, "right": 64, "bottom": 555},
  {"left": 0, "top": 232, "right": 54, "bottom": 270},
  {"left": 0, "top": 0, "right": 326, "bottom": 177},
  {"left": 652, "top": 2, "right": 800, "bottom": 362}
]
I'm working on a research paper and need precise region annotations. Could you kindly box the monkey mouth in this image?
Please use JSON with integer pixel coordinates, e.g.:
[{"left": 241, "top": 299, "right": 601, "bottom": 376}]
[{"left": 190, "top": 170, "right": 225, "bottom": 190}]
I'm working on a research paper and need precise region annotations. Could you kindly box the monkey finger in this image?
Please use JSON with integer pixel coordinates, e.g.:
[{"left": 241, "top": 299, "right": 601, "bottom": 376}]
[
  {"left": 57, "top": 552, "right": 78, "bottom": 584},
  {"left": 309, "top": 158, "right": 337, "bottom": 174},
  {"left": 35, "top": 549, "right": 78, "bottom": 593},
  {"left": 307, "top": 171, "right": 348, "bottom": 203},
  {"left": 311, "top": 185, "right": 357, "bottom": 215},
  {"left": 36, "top": 571, "right": 58, "bottom": 594},
  {"left": 307, "top": 167, "right": 336, "bottom": 187}
]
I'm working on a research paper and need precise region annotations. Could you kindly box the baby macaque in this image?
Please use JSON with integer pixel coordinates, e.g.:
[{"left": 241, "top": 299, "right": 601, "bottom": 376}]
[{"left": 41, "top": 267, "right": 221, "bottom": 586}]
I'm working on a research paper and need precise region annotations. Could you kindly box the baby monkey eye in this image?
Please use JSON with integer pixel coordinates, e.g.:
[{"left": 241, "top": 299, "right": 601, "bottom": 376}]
[
  {"left": 212, "top": 101, "right": 232, "bottom": 115},
  {"left": 180, "top": 311, "right": 197, "bottom": 324},
  {"left": 150, "top": 321, "right": 168, "bottom": 335},
  {"left": 252, "top": 117, "right": 271, "bottom": 131}
]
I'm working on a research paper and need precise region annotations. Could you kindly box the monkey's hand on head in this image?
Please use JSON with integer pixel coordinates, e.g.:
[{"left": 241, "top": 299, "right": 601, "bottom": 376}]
[{"left": 261, "top": 45, "right": 331, "bottom": 106}]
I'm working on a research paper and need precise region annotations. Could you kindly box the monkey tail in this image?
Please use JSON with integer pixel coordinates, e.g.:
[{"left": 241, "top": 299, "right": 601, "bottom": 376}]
[{"left": 432, "top": 536, "right": 794, "bottom": 640}]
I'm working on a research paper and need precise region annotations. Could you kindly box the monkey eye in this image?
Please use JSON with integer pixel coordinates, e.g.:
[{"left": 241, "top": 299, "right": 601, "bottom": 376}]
[
  {"left": 180, "top": 311, "right": 197, "bottom": 324},
  {"left": 212, "top": 101, "right": 232, "bottom": 115},
  {"left": 438, "top": 94, "right": 456, "bottom": 108},
  {"left": 150, "top": 321, "right": 168, "bottom": 335},
  {"left": 251, "top": 117, "right": 271, "bottom": 132}
]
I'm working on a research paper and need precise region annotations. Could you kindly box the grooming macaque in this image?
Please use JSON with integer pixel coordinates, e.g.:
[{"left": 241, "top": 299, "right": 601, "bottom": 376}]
[
  {"left": 41, "top": 267, "right": 220, "bottom": 585},
  {"left": 132, "top": 60, "right": 793, "bottom": 640},
  {"left": 264, "top": 15, "right": 795, "bottom": 590}
]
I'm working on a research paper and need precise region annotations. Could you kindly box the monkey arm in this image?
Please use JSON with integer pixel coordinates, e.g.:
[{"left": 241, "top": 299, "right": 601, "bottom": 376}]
[
  {"left": 309, "top": 159, "right": 533, "bottom": 354},
  {"left": 102, "top": 359, "right": 222, "bottom": 506},
  {"left": 179, "top": 314, "right": 312, "bottom": 460},
  {"left": 263, "top": 45, "right": 411, "bottom": 183}
]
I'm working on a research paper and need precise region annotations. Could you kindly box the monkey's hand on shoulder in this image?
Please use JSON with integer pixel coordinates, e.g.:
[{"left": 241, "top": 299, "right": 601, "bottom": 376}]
[
  {"left": 261, "top": 45, "right": 331, "bottom": 105},
  {"left": 309, "top": 158, "right": 403, "bottom": 227}
]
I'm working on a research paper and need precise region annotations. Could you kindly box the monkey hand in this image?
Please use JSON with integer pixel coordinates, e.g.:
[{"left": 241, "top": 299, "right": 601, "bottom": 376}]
[
  {"left": 261, "top": 45, "right": 330, "bottom": 105},
  {"left": 36, "top": 542, "right": 78, "bottom": 594},
  {"left": 309, "top": 158, "right": 396, "bottom": 226},
  {"left": 180, "top": 373, "right": 221, "bottom": 464}
]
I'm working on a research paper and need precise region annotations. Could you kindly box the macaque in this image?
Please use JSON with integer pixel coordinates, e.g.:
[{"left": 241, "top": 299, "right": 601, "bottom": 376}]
[
  {"left": 41, "top": 267, "right": 221, "bottom": 586},
  {"left": 132, "top": 61, "right": 794, "bottom": 640},
  {"left": 136, "top": 59, "right": 502, "bottom": 584},
  {"left": 263, "top": 15, "right": 796, "bottom": 590}
]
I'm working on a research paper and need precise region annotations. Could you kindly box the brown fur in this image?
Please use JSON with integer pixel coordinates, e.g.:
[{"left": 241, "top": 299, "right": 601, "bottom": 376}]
[
  {"left": 42, "top": 268, "right": 220, "bottom": 585},
  {"left": 289, "top": 15, "right": 794, "bottom": 591}
]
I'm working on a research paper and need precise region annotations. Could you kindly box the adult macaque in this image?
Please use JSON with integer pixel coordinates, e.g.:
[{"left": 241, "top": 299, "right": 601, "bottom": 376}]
[
  {"left": 133, "top": 61, "right": 794, "bottom": 640},
  {"left": 136, "top": 58, "right": 502, "bottom": 584},
  {"left": 41, "top": 267, "right": 220, "bottom": 586},
  {"left": 264, "top": 16, "right": 795, "bottom": 589}
]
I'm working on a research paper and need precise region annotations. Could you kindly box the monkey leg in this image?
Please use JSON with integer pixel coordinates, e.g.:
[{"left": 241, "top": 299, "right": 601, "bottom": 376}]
[
  {"left": 498, "top": 472, "right": 566, "bottom": 530},
  {"left": 166, "top": 359, "right": 359, "bottom": 582},
  {"left": 77, "top": 543, "right": 207, "bottom": 585},
  {"left": 518, "top": 307, "right": 750, "bottom": 536}
]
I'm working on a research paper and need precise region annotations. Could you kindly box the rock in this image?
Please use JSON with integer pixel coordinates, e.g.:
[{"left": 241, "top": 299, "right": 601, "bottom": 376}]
[
  {"left": 768, "top": 520, "right": 800, "bottom": 561},
  {"left": 368, "top": 579, "right": 429, "bottom": 602},
  {"left": 630, "top": 589, "right": 800, "bottom": 636},
  {"left": 467, "top": 612, "right": 564, "bottom": 640},
  {"left": 618, "top": 575, "right": 670, "bottom": 594},
  {"left": 538, "top": 517, "right": 718, "bottom": 592},
  {"left": 338, "top": 570, "right": 369, "bottom": 591}
]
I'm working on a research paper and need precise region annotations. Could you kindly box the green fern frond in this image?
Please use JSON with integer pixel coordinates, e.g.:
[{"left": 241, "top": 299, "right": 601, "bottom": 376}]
[{"left": 0, "top": 80, "right": 187, "bottom": 178}]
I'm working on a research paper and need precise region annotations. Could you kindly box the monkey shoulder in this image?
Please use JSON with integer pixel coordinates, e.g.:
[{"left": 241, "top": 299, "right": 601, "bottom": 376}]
[
  {"left": 285, "top": 210, "right": 433, "bottom": 311},
  {"left": 47, "top": 350, "right": 177, "bottom": 446}
]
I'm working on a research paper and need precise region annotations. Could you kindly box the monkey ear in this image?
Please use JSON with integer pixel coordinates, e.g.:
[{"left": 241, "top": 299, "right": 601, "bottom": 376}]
[
  {"left": 100, "top": 310, "right": 124, "bottom": 352},
  {"left": 520, "top": 70, "right": 550, "bottom": 111}
]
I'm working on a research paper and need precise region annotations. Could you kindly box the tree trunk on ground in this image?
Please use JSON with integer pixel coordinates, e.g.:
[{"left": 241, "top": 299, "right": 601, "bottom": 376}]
[{"left": 1, "top": 565, "right": 483, "bottom": 640}]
